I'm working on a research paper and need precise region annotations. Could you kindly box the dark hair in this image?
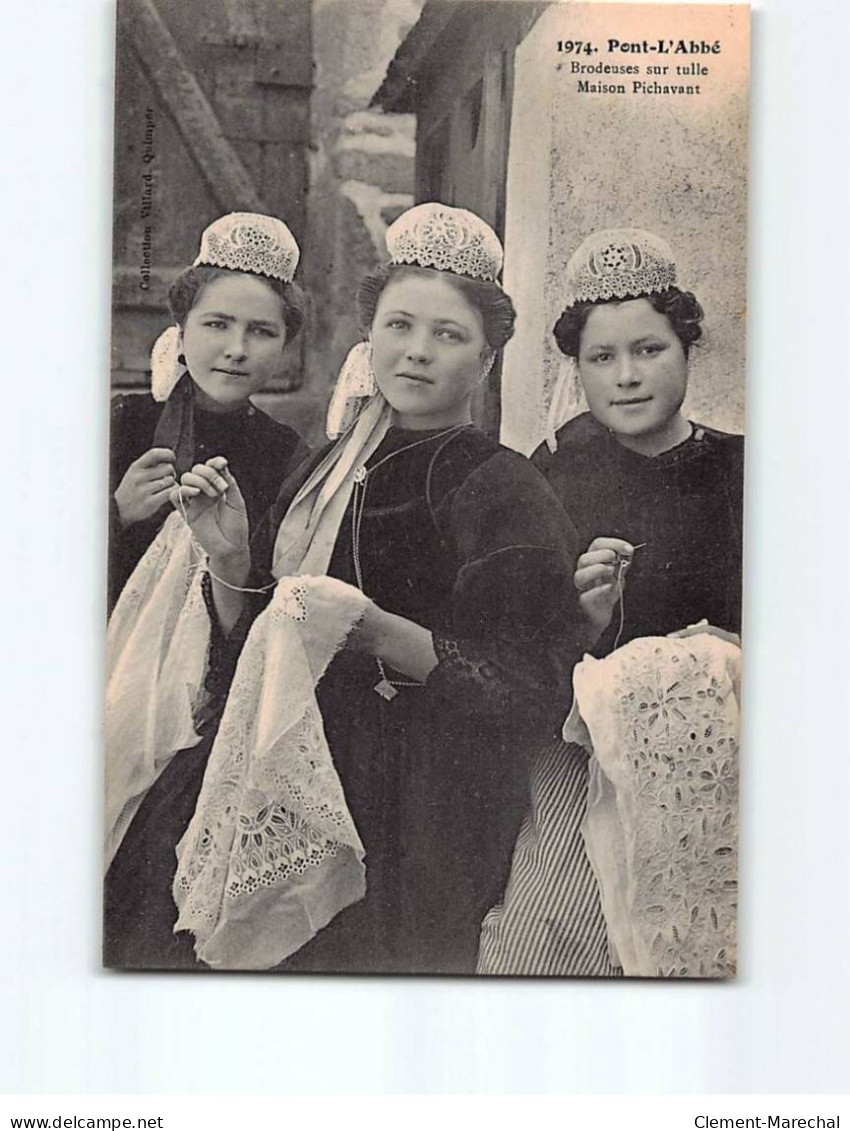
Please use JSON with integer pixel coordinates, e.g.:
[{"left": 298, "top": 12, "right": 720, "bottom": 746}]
[
  {"left": 167, "top": 264, "right": 305, "bottom": 340},
  {"left": 356, "top": 264, "right": 516, "bottom": 353},
  {"left": 552, "top": 286, "right": 704, "bottom": 359}
]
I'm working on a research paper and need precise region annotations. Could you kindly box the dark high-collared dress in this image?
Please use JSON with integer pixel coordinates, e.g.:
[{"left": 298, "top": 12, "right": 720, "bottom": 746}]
[{"left": 531, "top": 413, "right": 744, "bottom": 647}]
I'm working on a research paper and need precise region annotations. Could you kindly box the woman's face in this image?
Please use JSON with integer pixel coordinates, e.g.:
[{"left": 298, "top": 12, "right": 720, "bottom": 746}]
[
  {"left": 370, "top": 271, "right": 491, "bottom": 430},
  {"left": 577, "top": 298, "right": 689, "bottom": 454},
  {"left": 179, "top": 273, "right": 288, "bottom": 412}
]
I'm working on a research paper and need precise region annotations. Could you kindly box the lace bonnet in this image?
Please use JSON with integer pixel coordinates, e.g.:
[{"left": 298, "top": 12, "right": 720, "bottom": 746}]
[
  {"left": 562, "top": 228, "right": 677, "bottom": 308},
  {"left": 386, "top": 202, "right": 503, "bottom": 282},
  {"left": 151, "top": 212, "right": 300, "bottom": 401},
  {"left": 193, "top": 211, "right": 300, "bottom": 283}
]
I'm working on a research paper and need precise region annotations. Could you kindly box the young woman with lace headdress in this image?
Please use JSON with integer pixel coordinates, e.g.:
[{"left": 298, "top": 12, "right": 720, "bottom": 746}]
[
  {"left": 104, "top": 203, "right": 585, "bottom": 974},
  {"left": 108, "top": 212, "right": 306, "bottom": 611},
  {"left": 478, "top": 230, "right": 744, "bottom": 979}
]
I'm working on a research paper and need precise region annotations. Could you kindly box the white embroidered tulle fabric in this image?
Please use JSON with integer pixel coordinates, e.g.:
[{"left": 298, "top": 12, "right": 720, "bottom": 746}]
[
  {"left": 565, "top": 634, "right": 740, "bottom": 978},
  {"left": 105, "top": 513, "right": 210, "bottom": 868},
  {"left": 173, "top": 575, "right": 369, "bottom": 969}
]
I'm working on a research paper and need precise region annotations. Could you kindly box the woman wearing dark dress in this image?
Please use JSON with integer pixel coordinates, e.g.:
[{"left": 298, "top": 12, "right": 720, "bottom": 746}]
[
  {"left": 105, "top": 203, "right": 585, "bottom": 975},
  {"left": 532, "top": 412, "right": 743, "bottom": 649},
  {"left": 478, "top": 228, "right": 744, "bottom": 976},
  {"left": 107, "top": 212, "right": 306, "bottom": 611}
]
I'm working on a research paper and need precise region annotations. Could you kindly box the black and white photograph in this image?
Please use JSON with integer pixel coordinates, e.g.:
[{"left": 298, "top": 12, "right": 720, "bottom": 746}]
[
  {"left": 103, "top": 0, "right": 748, "bottom": 977},
  {"left": 8, "top": 0, "right": 850, "bottom": 1110}
]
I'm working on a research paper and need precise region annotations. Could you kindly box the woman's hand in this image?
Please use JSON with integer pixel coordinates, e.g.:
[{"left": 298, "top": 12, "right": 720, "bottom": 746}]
[
  {"left": 301, "top": 577, "right": 438, "bottom": 681},
  {"left": 114, "top": 447, "right": 176, "bottom": 527},
  {"left": 170, "top": 457, "right": 250, "bottom": 577},
  {"left": 574, "top": 536, "right": 635, "bottom": 640}
]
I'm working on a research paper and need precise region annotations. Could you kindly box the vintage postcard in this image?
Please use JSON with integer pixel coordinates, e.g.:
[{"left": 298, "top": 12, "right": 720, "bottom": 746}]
[{"left": 105, "top": 0, "right": 748, "bottom": 977}]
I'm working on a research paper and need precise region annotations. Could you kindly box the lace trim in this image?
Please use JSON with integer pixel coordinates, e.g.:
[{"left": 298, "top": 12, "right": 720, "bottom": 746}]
[
  {"left": 429, "top": 634, "right": 515, "bottom": 713},
  {"left": 563, "top": 229, "right": 677, "bottom": 306},
  {"left": 271, "top": 581, "right": 307, "bottom": 623},
  {"left": 176, "top": 703, "right": 358, "bottom": 910},
  {"left": 387, "top": 204, "right": 503, "bottom": 282},
  {"left": 196, "top": 212, "right": 300, "bottom": 283}
]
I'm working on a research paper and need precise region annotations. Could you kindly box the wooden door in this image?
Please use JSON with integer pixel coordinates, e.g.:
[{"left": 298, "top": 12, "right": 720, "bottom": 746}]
[{"left": 111, "top": 0, "right": 312, "bottom": 394}]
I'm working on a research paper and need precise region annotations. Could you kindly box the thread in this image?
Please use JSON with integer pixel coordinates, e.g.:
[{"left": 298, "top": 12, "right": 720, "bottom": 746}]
[
  {"left": 611, "top": 542, "right": 647, "bottom": 652},
  {"left": 611, "top": 556, "right": 629, "bottom": 652},
  {"left": 174, "top": 483, "right": 279, "bottom": 595}
]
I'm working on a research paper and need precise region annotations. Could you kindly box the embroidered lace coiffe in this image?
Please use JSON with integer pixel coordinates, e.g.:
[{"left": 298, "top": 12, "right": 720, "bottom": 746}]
[{"left": 565, "top": 634, "right": 740, "bottom": 978}]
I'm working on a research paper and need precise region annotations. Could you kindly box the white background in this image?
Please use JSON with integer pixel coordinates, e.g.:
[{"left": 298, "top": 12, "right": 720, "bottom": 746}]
[{"left": 1, "top": 0, "right": 848, "bottom": 1097}]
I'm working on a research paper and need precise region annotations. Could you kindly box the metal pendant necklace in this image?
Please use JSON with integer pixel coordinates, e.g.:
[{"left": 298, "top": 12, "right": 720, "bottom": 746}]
[{"left": 350, "top": 422, "right": 467, "bottom": 700}]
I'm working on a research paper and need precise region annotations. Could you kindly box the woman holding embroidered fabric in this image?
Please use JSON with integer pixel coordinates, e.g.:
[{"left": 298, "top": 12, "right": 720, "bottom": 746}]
[
  {"left": 478, "top": 230, "right": 743, "bottom": 978},
  {"left": 108, "top": 212, "right": 306, "bottom": 611},
  {"left": 155, "top": 204, "right": 583, "bottom": 974},
  {"left": 541, "top": 234, "right": 742, "bottom": 650},
  {"left": 104, "top": 213, "right": 309, "bottom": 966}
]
